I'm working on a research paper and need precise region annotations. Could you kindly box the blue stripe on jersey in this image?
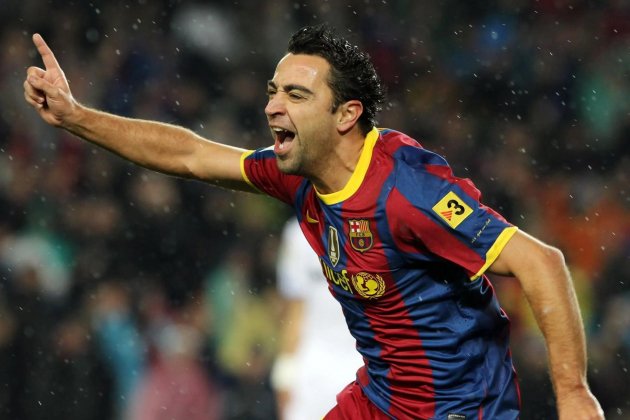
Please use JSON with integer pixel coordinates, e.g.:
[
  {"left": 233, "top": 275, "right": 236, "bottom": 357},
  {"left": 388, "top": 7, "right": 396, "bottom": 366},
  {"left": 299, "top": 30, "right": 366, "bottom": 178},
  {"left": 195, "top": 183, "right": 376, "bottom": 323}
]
[
  {"left": 393, "top": 145, "right": 494, "bottom": 263},
  {"left": 363, "top": 167, "right": 401, "bottom": 414},
  {"left": 255, "top": 146, "right": 276, "bottom": 159},
  {"left": 395, "top": 143, "right": 447, "bottom": 167},
  {"left": 293, "top": 178, "right": 313, "bottom": 221}
]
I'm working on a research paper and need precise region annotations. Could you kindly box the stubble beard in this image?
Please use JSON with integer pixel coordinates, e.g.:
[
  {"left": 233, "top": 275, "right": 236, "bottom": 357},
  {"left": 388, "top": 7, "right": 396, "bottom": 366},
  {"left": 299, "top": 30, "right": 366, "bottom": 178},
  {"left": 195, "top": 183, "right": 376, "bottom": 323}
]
[
  {"left": 276, "top": 138, "right": 313, "bottom": 177},
  {"left": 276, "top": 151, "right": 305, "bottom": 176}
]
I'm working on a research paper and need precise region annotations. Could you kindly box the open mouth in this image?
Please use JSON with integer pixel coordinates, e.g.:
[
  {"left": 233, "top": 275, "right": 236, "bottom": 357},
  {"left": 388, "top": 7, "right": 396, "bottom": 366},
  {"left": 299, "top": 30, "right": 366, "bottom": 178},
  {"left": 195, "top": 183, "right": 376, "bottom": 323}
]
[{"left": 272, "top": 127, "right": 296, "bottom": 153}]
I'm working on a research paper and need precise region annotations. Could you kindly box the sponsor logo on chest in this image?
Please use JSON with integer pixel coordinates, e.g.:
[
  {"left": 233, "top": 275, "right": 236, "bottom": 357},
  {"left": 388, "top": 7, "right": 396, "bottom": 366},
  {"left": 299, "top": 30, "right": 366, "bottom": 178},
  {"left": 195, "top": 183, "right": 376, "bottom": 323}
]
[
  {"left": 319, "top": 258, "right": 386, "bottom": 300},
  {"left": 322, "top": 218, "right": 385, "bottom": 299}
]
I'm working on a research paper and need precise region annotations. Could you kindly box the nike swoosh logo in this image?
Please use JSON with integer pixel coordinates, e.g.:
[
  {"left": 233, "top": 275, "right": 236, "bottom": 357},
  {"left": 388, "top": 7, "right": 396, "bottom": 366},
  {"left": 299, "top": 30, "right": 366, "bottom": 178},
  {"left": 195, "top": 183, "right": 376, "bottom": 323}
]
[{"left": 306, "top": 210, "right": 319, "bottom": 224}]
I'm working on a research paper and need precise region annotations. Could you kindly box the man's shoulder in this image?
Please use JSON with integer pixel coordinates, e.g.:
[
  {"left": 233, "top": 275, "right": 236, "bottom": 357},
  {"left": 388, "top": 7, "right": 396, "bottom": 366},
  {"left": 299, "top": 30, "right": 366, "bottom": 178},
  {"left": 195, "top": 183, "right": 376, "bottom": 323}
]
[
  {"left": 377, "top": 128, "right": 448, "bottom": 173},
  {"left": 377, "top": 128, "right": 422, "bottom": 150}
]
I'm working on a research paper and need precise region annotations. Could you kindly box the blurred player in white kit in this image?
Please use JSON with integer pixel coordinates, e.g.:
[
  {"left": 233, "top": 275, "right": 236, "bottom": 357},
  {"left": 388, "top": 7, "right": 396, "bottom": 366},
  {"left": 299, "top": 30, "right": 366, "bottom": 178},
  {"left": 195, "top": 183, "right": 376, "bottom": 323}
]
[{"left": 272, "top": 217, "right": 363, "bottom": 420}]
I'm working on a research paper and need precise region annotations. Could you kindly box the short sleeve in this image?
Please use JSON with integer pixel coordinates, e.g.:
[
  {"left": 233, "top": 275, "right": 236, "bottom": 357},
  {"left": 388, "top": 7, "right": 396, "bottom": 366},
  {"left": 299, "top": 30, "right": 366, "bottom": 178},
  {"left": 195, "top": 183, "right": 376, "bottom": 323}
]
[
  {"left": 390, "top": 146, "right": 517, "bottom": 279},
  {"left": 240, "top": 148, "right": 304, "bottom": 205}
]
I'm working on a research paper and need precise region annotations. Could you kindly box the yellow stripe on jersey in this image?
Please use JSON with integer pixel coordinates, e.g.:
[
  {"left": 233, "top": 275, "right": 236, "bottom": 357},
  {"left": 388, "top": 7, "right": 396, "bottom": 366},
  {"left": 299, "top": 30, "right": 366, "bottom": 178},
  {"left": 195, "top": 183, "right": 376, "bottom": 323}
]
[
  {"left": 470, "top": 226, "right": 519, "bottom": 280},
  {"left": 240, "top": 149, "right": 263, "bottom": 192},
  {"left": 317, "top": 127, "right": 379, "bottom": 205}
]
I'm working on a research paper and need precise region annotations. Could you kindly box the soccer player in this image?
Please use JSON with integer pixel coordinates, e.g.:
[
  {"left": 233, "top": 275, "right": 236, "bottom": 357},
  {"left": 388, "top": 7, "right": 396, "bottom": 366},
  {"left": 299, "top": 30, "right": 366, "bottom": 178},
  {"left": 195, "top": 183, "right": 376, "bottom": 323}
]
[
  {"left": 24, "top": 25, "right": 603, "bottom": 419},
  {"left": 272, "top": 217, "right": 363, "bottom": 420}
]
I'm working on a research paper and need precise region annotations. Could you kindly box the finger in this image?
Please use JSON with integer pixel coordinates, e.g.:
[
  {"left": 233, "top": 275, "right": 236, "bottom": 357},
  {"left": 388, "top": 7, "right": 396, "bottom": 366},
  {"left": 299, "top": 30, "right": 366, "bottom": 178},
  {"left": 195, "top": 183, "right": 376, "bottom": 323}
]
[
  {"left": 23, "top": 79, "right": 46, "bottom": 103},
  {"left": 27, "top": 73, "right": 59, "bottom": 99},
  {"left": 32, "top": 33, "right": 62, "bottom": 72},
  {"left": 26, "top": 66, "right": 46, "bottom": 78},
  {"left": 25, "top": 67, "right": 47, "bottom": 101},
  {"left": 24, "top": 90, "right": 44, "bottom": 109}
]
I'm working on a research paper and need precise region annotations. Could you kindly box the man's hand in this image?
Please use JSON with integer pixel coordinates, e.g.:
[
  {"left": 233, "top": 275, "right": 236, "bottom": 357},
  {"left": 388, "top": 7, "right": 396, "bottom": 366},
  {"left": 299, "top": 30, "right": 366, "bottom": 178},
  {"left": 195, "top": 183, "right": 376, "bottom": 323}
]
[
  {"left": 557, "top": 386, "right": 604, "bottom": 420},
  {"left": 23, "top": 33, "right": 76, "bottom": 127}
]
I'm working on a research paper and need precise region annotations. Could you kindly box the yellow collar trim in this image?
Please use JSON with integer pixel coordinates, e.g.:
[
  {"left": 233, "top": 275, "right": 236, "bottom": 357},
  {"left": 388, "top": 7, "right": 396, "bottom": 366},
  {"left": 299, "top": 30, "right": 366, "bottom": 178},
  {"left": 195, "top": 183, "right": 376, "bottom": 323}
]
[{"left": 316, "top": 127, "right": 379, "bottom": 205}]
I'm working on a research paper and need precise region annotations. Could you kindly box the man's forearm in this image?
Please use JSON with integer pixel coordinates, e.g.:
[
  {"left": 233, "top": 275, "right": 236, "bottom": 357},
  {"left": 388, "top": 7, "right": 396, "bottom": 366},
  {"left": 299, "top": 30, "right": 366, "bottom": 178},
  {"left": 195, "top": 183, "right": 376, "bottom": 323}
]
[
  {"left": 491, "top": 230, "right": 603, "bottom": 418},
  {"left": 63, "top": 104, "right": 211, "bottom": 177},
  {"left": 25, "top": 33, "right": 248, "bottom": 187},
  {"left": 61, "top": 104, "right": 248, "bottom": 187},
  {"left": 520, "top": 247, "right": 589, "bottom": 395}
]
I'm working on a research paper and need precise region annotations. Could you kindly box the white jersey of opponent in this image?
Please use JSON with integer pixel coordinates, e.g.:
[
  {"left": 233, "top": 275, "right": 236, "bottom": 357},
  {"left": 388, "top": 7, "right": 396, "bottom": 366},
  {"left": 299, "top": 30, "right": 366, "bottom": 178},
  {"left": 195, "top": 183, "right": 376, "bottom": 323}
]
[{"left": 277, "top": 218, "right": 364, "bottom": 420}]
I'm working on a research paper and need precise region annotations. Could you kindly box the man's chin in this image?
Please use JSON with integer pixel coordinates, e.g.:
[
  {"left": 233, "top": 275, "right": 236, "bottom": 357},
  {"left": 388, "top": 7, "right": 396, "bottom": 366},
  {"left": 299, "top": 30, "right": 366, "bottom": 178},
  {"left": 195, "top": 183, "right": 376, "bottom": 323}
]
[{"left": 275, "top": 157, "right": 302, "bottom": 176}]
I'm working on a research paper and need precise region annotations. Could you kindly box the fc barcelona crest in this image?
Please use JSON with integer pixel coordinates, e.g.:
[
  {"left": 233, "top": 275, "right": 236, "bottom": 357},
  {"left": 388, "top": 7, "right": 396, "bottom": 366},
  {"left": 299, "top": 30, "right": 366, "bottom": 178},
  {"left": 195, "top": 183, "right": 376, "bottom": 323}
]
[{"left": 348, "top": 219, "right": 373, "bottom": 253}]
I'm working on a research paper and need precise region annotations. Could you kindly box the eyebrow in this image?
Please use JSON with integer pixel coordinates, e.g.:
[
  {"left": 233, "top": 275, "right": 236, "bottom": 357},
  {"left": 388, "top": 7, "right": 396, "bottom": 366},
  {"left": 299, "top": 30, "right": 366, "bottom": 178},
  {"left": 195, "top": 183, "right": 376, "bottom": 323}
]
[{"left": 267, "top": 80, "right": 314, "bottom": 96}]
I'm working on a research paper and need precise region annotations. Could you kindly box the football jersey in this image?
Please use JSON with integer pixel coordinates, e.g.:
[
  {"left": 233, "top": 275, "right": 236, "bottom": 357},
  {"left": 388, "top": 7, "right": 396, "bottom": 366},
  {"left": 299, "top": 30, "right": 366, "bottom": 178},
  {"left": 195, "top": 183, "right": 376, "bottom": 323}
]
[
  {"left": 276, "top": 218, "right": 364, "bottom": 420},
  {"left": 241, "top": 127, "right": 520, "bottom": 419}
]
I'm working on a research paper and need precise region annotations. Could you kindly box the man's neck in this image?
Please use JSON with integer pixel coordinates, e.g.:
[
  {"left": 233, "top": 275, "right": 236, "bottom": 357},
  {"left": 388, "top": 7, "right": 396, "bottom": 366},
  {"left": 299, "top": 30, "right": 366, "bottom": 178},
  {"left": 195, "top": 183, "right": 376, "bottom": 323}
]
[{"left": 310, "top": 129, "right": 369, "bottom": 195}]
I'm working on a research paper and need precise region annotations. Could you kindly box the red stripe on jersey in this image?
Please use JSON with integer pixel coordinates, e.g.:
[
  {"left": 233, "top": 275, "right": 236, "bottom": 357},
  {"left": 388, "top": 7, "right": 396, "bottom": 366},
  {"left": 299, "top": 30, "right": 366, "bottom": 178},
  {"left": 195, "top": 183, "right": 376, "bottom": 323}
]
[
  {"left": 299, "top": 193, "right": 328, "bottom": 256},
  {"left": 387, "top": 187, "right": 487, "bottom": 279},
  {"left": 423, "top": 164, "right": 480, "bottom": 199},
  {"left": 243, "top": 151, "right": 303, "bottom": 204},
  {"left": 341, "top": 214, "right": 436, "bottom": 419},
  {"left": 360, "top": 287, "right": 437, "bottom": 419}
]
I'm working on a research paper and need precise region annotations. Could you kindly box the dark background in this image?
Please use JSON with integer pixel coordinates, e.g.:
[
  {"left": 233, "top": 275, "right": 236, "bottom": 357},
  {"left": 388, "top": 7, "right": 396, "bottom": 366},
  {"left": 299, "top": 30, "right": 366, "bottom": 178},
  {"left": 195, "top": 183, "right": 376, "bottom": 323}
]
[{"left": 0, "top": 1, "right": 628, "bottom": 419}]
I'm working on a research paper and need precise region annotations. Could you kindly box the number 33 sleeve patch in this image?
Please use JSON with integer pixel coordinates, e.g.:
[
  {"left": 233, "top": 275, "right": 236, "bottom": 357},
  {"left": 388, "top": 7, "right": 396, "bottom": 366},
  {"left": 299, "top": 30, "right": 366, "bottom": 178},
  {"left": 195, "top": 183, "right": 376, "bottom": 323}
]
[{"left": 432, "top": 191, "right": 473, "bottom": 229}]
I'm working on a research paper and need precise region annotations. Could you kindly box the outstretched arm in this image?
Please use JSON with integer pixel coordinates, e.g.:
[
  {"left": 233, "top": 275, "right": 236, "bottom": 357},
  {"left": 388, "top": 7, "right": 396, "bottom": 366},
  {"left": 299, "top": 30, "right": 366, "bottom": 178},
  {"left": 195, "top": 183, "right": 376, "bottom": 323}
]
[
  {"left": 489, "top": 230, "right": 603, "bottom": 420},
  {"left": 23, "top": 34, "right": 253, "bottom": 191}
]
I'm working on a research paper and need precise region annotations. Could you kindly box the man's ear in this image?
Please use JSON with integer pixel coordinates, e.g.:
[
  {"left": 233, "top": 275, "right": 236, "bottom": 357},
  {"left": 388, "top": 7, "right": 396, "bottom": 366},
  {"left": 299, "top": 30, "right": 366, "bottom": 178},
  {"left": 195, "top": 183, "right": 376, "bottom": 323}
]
[{"left": 336, "top": 100, "right": 363, "bottom": 133}]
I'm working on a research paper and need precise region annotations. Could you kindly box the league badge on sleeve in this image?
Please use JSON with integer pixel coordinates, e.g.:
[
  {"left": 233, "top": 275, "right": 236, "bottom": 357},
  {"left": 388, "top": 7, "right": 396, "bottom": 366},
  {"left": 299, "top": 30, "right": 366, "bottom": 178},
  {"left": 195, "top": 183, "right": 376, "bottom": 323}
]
[{"left": 432, "top": 191, "right": 473, "bottom": 229}]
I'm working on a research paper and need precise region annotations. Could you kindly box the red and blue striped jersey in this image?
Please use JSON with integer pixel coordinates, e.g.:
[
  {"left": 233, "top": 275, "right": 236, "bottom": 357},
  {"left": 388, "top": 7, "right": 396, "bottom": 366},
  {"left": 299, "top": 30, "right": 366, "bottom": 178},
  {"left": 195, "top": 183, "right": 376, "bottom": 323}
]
[{"left": 241, "top": 128, "right": 521, "bottom": 419}]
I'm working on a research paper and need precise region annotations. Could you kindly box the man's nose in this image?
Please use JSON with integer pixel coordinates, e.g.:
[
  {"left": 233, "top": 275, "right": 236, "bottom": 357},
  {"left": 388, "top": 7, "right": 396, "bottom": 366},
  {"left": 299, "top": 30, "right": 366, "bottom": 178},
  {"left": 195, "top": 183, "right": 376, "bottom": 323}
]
[{"left": 265, "top": 94, "right": 286, "bottom": 116}]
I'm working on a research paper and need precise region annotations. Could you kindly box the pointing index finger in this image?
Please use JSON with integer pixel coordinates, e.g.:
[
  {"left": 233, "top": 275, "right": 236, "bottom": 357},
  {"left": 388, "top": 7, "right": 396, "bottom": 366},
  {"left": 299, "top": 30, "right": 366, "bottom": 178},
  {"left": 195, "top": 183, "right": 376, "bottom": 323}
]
[{"left": 32, "top": 33, "right": 61, "bottom": 72}]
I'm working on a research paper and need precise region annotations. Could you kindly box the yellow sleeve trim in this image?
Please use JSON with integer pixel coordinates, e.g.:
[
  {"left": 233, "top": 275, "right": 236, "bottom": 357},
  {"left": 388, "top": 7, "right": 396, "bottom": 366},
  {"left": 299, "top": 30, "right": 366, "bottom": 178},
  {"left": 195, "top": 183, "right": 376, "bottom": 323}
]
[
  {"left": 239, "top": 150, "right": 260, "bottom": 191},
  {"left": 470, "top": 226, "right": 519, "bottom": 280}
]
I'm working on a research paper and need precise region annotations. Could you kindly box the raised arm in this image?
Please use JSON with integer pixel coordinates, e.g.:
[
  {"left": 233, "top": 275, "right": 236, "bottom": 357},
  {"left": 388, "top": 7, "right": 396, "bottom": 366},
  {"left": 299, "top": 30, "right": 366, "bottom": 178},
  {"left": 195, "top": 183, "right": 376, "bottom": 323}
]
[
  {"left": 489, "top": 230, "right": 603, "bottom": 420},
  {"left": 23, "top": 34, "right": 253, "bottom": 191}
]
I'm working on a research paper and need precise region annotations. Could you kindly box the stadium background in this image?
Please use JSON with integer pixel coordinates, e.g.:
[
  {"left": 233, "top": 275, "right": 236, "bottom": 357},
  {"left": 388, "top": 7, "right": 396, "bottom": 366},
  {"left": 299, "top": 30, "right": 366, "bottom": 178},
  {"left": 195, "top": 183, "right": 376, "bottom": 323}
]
[{"left": 0, "top": 0, "right": 628, "bottom": 418}]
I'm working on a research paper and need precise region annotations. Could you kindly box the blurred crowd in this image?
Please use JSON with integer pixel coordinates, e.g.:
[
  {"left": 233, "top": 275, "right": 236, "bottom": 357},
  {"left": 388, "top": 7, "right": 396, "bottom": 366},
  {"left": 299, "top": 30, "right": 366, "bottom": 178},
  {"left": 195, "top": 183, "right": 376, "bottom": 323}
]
[{"left": 0, "top": 0, "right": 628, "bottom": 419}]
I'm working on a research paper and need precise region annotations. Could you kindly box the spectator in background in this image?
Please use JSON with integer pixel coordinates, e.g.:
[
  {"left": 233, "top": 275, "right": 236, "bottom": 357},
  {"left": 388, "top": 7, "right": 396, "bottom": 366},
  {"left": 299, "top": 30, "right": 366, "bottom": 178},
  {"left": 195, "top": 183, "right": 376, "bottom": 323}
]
[
  {"left": 91, "top": 279, "right": 146, "bottom": 419},
  {"left": 43, "top": 313, "right": 114, "bottom": 420},
  {"left": 129, "top": 306, "right": 221, "bottom": 420},
  {"left": 272, "top": 217, "right": 363, "bottom": 420},
  {"left": 203, "top": 246, "right": 280, "bottom": 420},
  {"left": 589, "top": 293, "right": 630, "bottom": 418},
  {"left": 0, "top": 295, "right": 18, "bottom": 418}
]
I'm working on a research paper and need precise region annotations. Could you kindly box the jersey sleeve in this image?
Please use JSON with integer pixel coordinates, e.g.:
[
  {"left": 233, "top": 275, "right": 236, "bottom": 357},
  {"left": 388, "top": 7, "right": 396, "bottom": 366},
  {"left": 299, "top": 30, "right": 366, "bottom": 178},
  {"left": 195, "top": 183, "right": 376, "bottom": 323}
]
[
  {"left": 240, "top": 147, "right": 304, "bottom": 205},
  {"left": 390, "top": 147, "right": 517, "bottom": 279}
]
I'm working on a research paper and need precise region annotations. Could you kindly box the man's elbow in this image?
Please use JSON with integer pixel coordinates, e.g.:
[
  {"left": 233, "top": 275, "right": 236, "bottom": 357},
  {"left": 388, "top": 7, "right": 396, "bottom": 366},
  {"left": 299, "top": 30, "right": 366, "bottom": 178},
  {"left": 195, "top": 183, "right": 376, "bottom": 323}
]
[{"left": 535, "top": 242, "right": 569, "bottom": 276}]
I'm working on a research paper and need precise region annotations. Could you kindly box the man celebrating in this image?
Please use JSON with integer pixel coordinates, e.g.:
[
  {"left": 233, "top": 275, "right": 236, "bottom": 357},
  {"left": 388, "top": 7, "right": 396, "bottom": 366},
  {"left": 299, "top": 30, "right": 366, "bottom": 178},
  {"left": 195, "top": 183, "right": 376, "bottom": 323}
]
[{"left": 24, "top": 25, "right": 603, "bottom": 419}]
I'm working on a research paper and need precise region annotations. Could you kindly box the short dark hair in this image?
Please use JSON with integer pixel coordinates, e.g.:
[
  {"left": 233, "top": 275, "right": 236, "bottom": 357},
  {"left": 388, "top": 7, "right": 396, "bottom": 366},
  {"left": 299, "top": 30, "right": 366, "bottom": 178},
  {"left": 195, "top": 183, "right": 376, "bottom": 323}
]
[{"left": 287, "top": 24, "right": 386, "bottom": 135}]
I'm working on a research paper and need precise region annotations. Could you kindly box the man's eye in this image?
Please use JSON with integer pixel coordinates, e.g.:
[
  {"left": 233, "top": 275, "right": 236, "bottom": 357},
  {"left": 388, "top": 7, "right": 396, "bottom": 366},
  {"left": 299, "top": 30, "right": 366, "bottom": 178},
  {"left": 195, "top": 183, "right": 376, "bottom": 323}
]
[{"left": 289, "top": 92, "right": 304, "bottom": 100}]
